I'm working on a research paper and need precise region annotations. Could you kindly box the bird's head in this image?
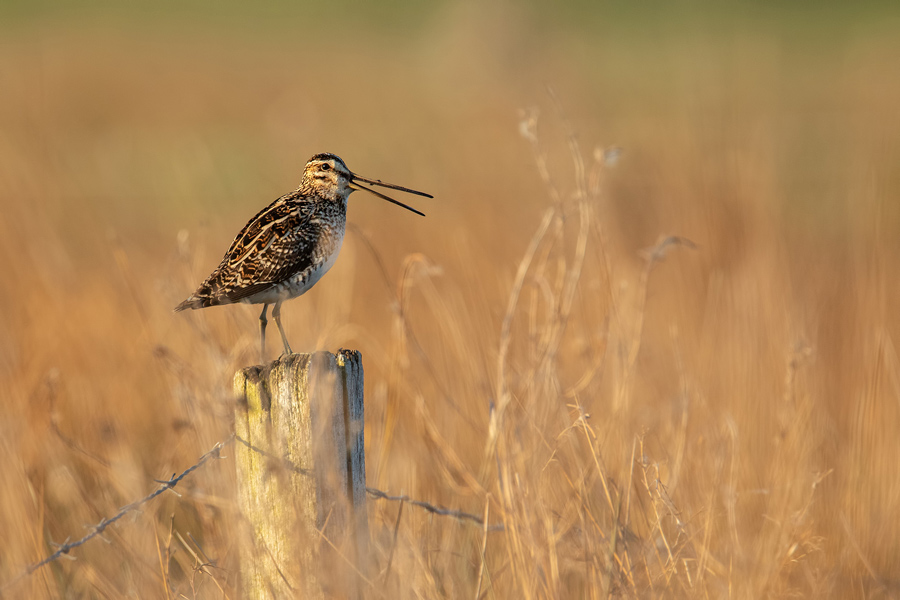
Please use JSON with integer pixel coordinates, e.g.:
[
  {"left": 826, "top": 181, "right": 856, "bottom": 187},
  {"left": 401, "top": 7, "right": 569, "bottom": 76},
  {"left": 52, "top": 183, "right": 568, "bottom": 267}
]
[
  {"left": 301, "top": 153, "right": 353, "bottom": 201},
  {"left": 300, "top": 153, "right": 430, "bottom": 215}
]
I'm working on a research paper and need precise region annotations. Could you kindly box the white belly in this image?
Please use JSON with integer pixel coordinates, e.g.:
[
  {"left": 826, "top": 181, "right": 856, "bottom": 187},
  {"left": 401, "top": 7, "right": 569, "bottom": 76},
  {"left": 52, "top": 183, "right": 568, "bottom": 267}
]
[{"left": 292, "top": 238, "right": 342, "bottom": 296}]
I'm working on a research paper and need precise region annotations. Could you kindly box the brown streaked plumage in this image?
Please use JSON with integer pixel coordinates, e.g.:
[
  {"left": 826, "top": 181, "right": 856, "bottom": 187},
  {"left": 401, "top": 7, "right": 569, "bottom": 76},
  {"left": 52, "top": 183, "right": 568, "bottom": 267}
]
[{"left": 175, "top": 152, "right": 431, "bottom": 360}]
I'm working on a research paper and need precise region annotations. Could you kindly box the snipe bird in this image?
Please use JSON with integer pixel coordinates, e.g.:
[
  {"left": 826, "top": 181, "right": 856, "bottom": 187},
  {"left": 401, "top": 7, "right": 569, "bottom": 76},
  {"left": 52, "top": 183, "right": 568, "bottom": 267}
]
[{"left": 175, "top": 153, "right": 430, "bottom": 360}]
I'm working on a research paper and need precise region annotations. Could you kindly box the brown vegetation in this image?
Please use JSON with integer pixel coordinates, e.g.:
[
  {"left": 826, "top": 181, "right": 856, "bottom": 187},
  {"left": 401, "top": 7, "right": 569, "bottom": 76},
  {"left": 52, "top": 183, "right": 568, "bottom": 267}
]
[{"left": 1, "top": 8, "right": 899, "bottom": 598}]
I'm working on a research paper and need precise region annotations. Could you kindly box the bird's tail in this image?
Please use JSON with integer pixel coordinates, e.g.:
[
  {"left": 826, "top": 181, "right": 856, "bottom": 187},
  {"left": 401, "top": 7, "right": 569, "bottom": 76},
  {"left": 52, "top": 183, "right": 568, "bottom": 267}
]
[
  {"left": 174, "top": 296, "right": 203, "bottom": 312},
  {"left": 174, "top": 292, "right": 222, "bottom": 312}
]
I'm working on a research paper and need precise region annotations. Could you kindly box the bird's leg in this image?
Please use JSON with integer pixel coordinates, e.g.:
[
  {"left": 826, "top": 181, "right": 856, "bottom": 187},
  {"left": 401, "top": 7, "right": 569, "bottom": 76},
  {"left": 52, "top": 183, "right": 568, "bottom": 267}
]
[
  {"left": 259, "top": 304, "right": 269, "bottom": 363},
  {"left": 272, "top": 300, "right": 293, "bottom": 356}
]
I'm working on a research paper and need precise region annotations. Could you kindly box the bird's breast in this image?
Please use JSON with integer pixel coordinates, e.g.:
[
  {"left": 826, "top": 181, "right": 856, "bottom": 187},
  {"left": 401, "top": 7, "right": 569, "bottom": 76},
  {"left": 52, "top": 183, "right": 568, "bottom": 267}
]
[{"left": 281, "top": 225, "right": 344, "bottom": 300}]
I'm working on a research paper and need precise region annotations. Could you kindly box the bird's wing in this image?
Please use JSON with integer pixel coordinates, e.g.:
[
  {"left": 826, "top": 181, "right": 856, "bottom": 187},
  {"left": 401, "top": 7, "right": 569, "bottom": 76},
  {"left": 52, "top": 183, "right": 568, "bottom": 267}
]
[{"left": 182, "top": 196, "right": 319, "bottom": 307}]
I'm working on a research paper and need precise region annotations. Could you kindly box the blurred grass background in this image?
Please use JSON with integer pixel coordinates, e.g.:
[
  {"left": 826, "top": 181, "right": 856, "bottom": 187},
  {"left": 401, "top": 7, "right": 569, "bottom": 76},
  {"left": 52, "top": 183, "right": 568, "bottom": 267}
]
[{"left": 1, "top": 1, "right": 900, "bottom": 597}]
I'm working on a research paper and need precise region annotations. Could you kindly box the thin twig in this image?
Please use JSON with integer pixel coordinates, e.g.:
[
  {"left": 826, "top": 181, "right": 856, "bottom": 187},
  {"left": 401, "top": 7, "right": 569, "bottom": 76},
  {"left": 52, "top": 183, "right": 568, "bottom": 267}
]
[
  {"left": 840, "top": 513, "right": 888, "bottom": 594},
  {"left": 539, "top": 88, "right": 593, "bottom": 370},
  {"left": 382, "top": 498, "right": 404, "bottom": 586},
  {"left": 474, "top": 494, "right": 492, "bottom": 600},
  {"left": 314, "top": 522, "right": 376, "bottom": 590},
  {"left": 490, "top": 106, "right": 562, "bottom": 464},
  {"left": 44, "top": 370, "right": 112, "bottom": 469},
  {"left": 234, "top": 434, "right": 312, "bottom": 476},
  {"left": 619, "top": 235, "right": 696, "bottom": 408},
  {"left": 153, "top": 515, "right": 173, "bottom": 600}
]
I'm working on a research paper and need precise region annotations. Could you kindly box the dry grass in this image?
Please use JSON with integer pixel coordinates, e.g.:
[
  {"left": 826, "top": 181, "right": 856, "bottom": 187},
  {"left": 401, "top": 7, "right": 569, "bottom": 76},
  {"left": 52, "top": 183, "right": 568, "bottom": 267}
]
[{"left": 2, "top": 7, "right": 900, "bottom": 598}]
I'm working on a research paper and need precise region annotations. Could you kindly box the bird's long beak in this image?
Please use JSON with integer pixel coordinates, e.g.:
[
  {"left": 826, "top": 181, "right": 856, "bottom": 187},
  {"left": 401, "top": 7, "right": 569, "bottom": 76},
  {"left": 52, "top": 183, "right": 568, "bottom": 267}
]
[{"left": 349, "top": 174, "right": 431, "bottom": 217}]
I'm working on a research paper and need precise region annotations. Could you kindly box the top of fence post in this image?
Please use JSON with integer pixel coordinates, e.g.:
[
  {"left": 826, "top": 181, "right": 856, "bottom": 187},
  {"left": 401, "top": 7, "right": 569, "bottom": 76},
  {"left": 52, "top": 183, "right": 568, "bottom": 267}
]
[{"left": 234, "top": 350, "right": 367, "bottom": 600}]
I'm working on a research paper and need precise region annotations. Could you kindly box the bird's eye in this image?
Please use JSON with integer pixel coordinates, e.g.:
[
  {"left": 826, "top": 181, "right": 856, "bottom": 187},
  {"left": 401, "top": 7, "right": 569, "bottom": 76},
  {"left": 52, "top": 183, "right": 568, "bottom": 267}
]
[{"left": 320, "top": 164, "right": 331, "bottom": 171}]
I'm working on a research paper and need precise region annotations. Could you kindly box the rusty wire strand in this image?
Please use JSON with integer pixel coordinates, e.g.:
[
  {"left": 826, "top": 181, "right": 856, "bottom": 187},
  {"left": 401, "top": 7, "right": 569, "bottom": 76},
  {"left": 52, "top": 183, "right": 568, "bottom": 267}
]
[
  {"left": 1, "top": 436, "right": 235, "bottom": 595},
  {"left": 2, "top": 433, "right": 502, "bottom": 594}
]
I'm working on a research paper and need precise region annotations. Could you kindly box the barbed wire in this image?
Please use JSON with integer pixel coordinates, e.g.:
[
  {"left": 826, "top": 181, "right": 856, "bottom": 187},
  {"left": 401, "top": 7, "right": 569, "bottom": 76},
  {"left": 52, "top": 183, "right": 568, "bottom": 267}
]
[
  {"left": 2, "top": 434, "right": 501, "bottom": 594},
  {"left": 232, "top": 434, "right": 497, "bottom": 528},
  {"left": 0, "top": 436, "right": 235, "bottom": 596},
  {"left": 365, "top": 487, "right": 503, "bottom": 531}
]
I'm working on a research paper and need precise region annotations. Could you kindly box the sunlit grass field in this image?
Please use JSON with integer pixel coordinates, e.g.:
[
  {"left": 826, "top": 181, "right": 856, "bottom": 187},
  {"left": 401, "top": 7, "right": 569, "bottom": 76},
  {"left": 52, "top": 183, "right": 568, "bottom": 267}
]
[{"left": 2, "top": 3, "right": 900, "bottom": 597}]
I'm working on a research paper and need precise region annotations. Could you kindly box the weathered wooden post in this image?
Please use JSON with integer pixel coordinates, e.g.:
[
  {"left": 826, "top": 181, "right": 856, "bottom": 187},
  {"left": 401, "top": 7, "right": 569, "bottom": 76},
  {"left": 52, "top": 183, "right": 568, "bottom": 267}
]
[{"left": 234, "top": 350, "right": 368, "bottom": 599}]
